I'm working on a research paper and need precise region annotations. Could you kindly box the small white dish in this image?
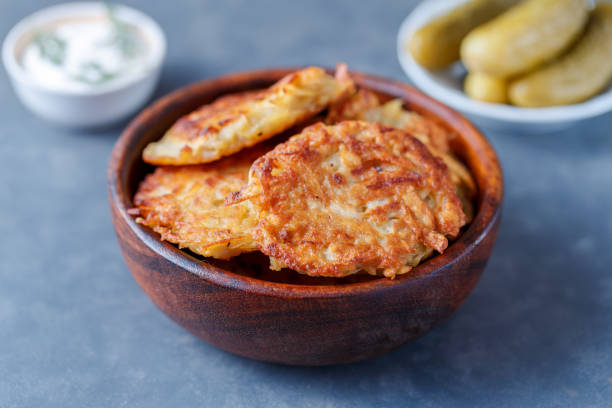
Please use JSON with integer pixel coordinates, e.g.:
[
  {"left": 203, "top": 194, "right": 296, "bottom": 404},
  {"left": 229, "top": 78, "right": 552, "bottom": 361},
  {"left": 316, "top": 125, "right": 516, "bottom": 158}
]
[
  {"left": 2, "top": 2, "right": 166, "bottom": 128},
  {"left": 397, "top": 0, "right": 612, "bottom": 134}
]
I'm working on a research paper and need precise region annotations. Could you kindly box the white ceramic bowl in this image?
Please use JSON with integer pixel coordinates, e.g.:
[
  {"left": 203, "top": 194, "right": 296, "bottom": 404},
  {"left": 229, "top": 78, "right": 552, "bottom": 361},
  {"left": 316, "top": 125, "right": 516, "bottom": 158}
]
[
  {"left": 397, "top": 0, "right": 612, "bottom": 134},
  {"left": 2, "top": 2, "right": 166, "bottom": 128}
]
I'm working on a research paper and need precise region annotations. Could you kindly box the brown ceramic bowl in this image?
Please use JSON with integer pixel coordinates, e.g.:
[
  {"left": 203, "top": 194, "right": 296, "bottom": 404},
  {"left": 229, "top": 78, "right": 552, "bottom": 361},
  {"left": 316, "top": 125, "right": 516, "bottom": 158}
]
[{"left": 108, "top": 68, "right": 503, "bottom": 366}]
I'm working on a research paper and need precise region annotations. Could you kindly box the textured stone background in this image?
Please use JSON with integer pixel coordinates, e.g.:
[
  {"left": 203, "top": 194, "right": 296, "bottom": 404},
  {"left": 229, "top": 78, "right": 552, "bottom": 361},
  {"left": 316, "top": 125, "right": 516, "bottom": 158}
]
[{"left": 1, "top": 1, "right": 611, "bottom": 407}]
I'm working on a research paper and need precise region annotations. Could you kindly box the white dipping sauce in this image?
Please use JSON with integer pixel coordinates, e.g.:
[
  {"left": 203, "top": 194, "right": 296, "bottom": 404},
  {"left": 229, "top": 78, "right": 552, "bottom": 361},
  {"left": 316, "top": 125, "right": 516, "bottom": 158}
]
[{"left": 21, "top": 13, "right": 148, "bottom": 92}]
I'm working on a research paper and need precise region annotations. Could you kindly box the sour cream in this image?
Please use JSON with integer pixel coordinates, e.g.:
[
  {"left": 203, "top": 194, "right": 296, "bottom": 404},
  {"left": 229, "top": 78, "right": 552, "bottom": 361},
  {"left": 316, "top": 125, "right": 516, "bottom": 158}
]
[{"left": 21, "top": 12, "right": 149, "bottom": 92}]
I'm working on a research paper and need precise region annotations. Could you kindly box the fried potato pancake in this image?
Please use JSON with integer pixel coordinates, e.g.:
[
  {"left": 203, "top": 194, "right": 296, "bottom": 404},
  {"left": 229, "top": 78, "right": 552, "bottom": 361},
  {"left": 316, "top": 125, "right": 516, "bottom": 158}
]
[
  {"left": 142, "top": 65, "right": 355, "bottom": 165},
  {"left": 231, "top": 121, "right": 467, "bottom": 278},
  {"left": 327, "top": 89, "right": 450, "bottom": 153},
  {"left": 327, "top": 89, "right": 476, "bottom": 221},
  {"left": 133, "top": 146, "right": 269, "bottom": 260}
]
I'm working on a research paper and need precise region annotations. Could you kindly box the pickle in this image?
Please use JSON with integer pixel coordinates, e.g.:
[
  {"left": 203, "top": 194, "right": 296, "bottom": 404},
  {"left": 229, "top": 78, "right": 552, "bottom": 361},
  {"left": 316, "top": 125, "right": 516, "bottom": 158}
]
[
  {"left": 464, "top": 73, "right": 508, "bottom": 104},
  {"left": 408, "top": 0, "right": 521, "bottom": 69},
  {"left": 509, "top": 4, "right": 612, "bottom": 107},
  {"left": 460, "top": 0, "right": 589, "bottom": 78}
]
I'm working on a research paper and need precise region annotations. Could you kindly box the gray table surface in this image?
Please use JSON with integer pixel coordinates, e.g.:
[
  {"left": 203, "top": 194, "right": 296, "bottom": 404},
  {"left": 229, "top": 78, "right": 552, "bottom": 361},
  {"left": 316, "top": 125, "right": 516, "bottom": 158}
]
[{"left": 1, "top": 1, "right": 611, "bottom": 407}]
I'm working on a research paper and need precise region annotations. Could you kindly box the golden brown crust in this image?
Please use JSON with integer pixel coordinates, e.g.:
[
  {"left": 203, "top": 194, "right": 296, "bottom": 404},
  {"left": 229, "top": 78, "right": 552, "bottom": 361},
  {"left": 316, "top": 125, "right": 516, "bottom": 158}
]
[
  {"left": 133, "top": 145, "right": 269, "bottom": 259},
  {"left": 325, "top": 89, "right": 381, "bottom": 124},
  {"left": 142, "top": 65, "right": 355, "bottom": 165},
  {"left": 327, "top": 89, "right": 476, "bottom": 220},
  {"left": 163, "top": 91, "right": 264, "bottom": 143},
  {"left": 327, "top": 89, "right": 450, "bottom": 153},
  {"left": 233, "top": 121, "right": 467, "bottom": 278}
]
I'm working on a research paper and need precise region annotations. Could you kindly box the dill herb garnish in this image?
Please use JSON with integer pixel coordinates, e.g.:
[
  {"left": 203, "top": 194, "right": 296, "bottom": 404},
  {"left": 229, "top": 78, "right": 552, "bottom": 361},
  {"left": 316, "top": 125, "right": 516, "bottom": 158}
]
[
  {"left": 32, "top": 31, "right": 66, "bottom": 65},
  {"left": 103, "top": 2, "right": 142, "bottom": 58},
  {"left": 71, "top": 61, "right": 117, "bottom": 85}
]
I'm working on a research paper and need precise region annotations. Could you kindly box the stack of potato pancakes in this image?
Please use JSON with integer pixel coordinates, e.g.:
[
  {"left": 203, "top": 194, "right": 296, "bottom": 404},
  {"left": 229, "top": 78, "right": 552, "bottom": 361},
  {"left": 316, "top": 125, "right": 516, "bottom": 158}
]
[{"left": 132, "top": 64, "right": 476, "bottom": 279}]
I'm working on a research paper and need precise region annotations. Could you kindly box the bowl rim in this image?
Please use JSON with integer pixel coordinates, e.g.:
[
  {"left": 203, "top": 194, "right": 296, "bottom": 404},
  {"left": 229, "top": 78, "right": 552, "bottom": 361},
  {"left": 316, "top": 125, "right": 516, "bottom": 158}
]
[
  {"left": 108, "top": 67, "right": 504, "bottom": 299},
  {"left": 397, "top": 0, "right": 612, "bottom": 124},
  {"left": 2, "top": 1, "right": 167, "bottom": 96}
]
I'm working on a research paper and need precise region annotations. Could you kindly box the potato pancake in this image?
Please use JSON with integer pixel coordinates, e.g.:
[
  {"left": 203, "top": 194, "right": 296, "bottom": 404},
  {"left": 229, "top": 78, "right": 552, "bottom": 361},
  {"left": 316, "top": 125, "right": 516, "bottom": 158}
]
[
  {"left": 132, "top": 146, "right": 268, "bottom": 260},
  {"left": 327, "top": 89, "right": 476, "bottom": 220},
  {"left": 142, "top": 65, "right": 355, "bottom": 165},
  {"left": 230, "top": 121, "right": 467, "bottom": 278}
]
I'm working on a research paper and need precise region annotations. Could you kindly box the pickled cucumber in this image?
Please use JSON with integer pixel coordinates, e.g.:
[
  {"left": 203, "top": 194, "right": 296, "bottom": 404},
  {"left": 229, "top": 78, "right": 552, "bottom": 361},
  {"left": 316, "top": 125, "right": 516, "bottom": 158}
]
[
  {"left": 460, "top": 0, "right": 589, "bottom": 78},
  {"left": 509, "top": 4, "right": 612, "bottom": 107},
  {"left": 408, "top": 0, "right": 521, "bottom": 69},
  {"left": 464, "top": 73, "right": 508, "bottom": 104}
]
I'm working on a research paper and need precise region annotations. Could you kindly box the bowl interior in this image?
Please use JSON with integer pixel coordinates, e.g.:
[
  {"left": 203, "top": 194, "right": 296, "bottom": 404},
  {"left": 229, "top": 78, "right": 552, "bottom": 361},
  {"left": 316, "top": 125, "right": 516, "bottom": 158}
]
[
  {"left": 397, "top": 0, "right": 612, "bottom": 126},
  {"left": 109, "top": 68, "right": 503, "bottom": 290}
]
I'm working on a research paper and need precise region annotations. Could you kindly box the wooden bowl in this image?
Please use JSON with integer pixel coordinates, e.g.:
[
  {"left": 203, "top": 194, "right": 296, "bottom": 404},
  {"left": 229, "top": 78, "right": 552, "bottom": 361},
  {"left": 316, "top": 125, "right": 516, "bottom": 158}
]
[{"left": 107, "top": 68, "right": 503, "bottom": 366}]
